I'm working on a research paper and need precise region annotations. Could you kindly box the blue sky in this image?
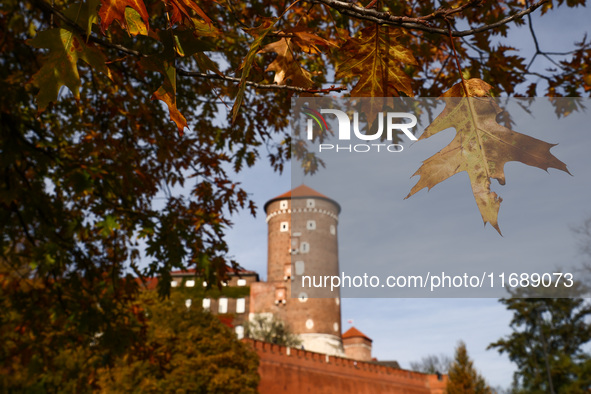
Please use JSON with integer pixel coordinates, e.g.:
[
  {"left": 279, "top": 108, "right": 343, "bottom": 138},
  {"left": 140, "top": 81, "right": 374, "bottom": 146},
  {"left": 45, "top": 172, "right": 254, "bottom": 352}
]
[
  {"left": 226, "top": 98, "right": 590, "bottom": 388},
  {"left": 222, "top": 5, "right": 591, "bottom": 386}
]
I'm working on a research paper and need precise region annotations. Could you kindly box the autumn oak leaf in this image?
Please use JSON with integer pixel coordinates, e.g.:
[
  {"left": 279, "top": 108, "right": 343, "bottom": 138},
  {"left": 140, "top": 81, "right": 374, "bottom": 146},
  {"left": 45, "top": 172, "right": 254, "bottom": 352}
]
[
  {"left": 336, "top": 25, "right": 417, "bottom": 98},
  {"left": 259, "top": 38, "right": 314, "bottom": 88},
  {"left": 406, "top": 78, "right": 570, "bottom": 235},
  {"left": 28, "top": 28, "right": 110, "bottom": 111}
]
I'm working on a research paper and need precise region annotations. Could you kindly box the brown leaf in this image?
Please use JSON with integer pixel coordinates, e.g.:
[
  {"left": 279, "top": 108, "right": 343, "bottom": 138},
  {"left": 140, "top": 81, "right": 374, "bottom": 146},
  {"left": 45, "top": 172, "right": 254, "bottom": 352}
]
[
  {"left": 336, "top": 25, "right": 417, "bottom": 126},
  {"left": 285, "top": 27, "right": 338, "bottom": 54},
  {"left": 336, "top": 25, "right": 417, "bottom": 98},
  {"left": 259, "top": 38, "right": 314, "bottom": 88},
  {"left": 406, "top": 78, "right": 569, "bottom": 234}
]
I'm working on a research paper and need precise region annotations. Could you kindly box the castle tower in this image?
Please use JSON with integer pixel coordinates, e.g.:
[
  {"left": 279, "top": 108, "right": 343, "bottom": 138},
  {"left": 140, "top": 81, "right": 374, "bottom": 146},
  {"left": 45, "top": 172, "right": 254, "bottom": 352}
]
[{"left": 250, "top": 185, "right": 343, "bottom": 355}]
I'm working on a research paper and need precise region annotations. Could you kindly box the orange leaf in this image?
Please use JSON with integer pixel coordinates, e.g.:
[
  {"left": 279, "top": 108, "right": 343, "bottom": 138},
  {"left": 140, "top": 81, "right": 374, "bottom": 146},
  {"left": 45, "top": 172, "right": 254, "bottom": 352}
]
[
  {"left": 166, "top": 0, "right": 212, "bottom": 25},
  {"left": 99, "top": 0, "right": 150, "bottom": 32}
]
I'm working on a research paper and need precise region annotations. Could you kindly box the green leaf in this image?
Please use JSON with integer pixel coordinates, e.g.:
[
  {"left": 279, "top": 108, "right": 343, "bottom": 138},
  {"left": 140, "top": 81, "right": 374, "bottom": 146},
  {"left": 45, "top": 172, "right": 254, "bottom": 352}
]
[
  {"left": 63, "top": 0, "right": 101, "bottom": 38},
  {"left": 27, "top": 28, "right": 110, "bottom": 110},
  {"left": 231, "top": 17, "right": 278, "bottom": 123}
]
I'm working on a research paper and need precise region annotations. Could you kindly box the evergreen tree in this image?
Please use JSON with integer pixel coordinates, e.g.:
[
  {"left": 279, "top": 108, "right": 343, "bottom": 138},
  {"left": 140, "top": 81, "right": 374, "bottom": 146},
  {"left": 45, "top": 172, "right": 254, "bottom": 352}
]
[{"left": 447, "top": 341, "right": 492, "bottom": 394}]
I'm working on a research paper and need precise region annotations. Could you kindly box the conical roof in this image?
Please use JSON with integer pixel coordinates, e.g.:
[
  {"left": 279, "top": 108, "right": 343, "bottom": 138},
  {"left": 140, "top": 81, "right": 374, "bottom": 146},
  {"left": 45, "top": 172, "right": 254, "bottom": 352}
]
[
  {"left": 264, "top": 184, "right": 341, "bottom": 213},
  {"left": 342, "top": 327, "right": 372, "bottom": 342}
]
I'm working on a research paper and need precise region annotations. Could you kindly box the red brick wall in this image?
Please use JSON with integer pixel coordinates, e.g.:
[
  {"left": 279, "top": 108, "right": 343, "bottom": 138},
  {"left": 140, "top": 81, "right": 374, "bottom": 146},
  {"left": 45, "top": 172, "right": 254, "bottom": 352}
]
[{"left": 244, "top": 339, "right": 447, "bottom": 394}]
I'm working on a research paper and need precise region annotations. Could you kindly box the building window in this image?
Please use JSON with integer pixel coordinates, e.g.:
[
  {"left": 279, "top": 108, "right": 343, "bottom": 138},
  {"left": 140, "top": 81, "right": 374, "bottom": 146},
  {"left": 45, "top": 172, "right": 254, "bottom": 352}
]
[
  {"left": 185, "top": 299, "right": 192, "bottom": 308},
  {"left": 300, "top": 242, "right": 310, "bottom": 254},
  {"left": 171, "top": 280, "right": 178, "bottom": 287},
  {"left": 306, "top": 199, "right": 315, "bottom": 208},
  {"left": 280, "top": 200, "right": 288, "bottom": 209},
  {"left": 218, "top": 298, "right": 228, "bottom": 314},
  {"left": 185, "top": 280, "right": 195, "bottom": 287},
  {"left": 202, "top": 281, "right": 207, "bottom": 287},
  {"left": 307, "top": 220, "right": 316, "bottom": 230},
  {"left": 235, "top": 325, "right": 244, "bottom": 340},
  {"left": 305, "top": 319, "right": 314, "bottom": 329},
  {"left": 236, "top": 298, "right": 246, "bottom": 314},
  {"left": 295, "top": 261, "right": 305, "bottom": 275},
  {"left": 330, "top": 225, "right": 336, "bottom": 235},
  {"left": 202, "top": 298, "right": 211, "bottom": 310},
  {"left": 280, "top": 221, "right": 289, "bottom": 232},
  {"left": 237, "top": 279, "right": 246, "bottom": 286}
]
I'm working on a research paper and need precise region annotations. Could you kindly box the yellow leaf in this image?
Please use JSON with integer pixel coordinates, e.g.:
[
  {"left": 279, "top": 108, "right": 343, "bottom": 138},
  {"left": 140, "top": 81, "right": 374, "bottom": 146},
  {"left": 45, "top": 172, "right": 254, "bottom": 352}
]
[
  {"left": 124, "top": 7, "right": 148, "bottom": 36},
  {"left": 406, "top": 78, "right": 570, "bottom": 234}
]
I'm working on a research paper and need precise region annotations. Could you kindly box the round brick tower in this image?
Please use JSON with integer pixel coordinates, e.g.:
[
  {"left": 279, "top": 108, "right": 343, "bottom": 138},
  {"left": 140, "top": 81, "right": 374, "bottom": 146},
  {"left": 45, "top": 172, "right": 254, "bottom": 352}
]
[{"left": 262, "top": 185, "right": 343, "bottom": 355}]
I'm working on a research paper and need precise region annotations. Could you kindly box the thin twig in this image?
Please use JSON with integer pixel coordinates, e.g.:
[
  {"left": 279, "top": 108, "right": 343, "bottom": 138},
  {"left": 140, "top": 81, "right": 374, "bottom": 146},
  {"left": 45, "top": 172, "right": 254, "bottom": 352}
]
[
  {"left": 177, "top": 69, "right": 347, "bottom": 93},
  {"left": 446, "top": 19, "right": 467, "bottom": 96}
]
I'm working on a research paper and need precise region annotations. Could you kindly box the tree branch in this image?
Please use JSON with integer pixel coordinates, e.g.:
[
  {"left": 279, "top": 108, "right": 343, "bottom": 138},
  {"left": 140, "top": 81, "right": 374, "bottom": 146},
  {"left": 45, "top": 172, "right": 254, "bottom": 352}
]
[
  {"left": 176, "top": 69, "right": 347, "bottom": 93},
  {"left": 314, "top": 0, "right": 550, "bottom": 37},
  {"left": 29, "top": 0, "right": 346, "bottom": 95}
]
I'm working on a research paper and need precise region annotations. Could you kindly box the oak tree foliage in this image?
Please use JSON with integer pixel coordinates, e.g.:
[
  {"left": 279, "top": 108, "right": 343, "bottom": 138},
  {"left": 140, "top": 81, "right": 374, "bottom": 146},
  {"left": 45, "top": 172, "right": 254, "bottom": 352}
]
[{"left": 1, "top": 0, "right": 589, "bottom": 390}]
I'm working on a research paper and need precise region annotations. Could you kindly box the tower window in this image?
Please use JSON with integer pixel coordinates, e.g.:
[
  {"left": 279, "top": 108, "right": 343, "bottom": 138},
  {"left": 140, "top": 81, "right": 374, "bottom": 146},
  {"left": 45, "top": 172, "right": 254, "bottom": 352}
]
[
  {"left": 236, "top": 298, "right": 246, "bottom": 314},
  {"left": 306, "top": 199, "right": 315, "bottom": 208},
  {"left": 299, "top": 293, "right": 308, "bottom": 302},
  {"left": 280, "top": 200, "right": 288, "bottom": 209},
  {"left": 300, "top": 242, "right": 310, "bottom": 253},
  {"left": 330, "top": 225, "right": 336, "bottom": 235},
  {"left": 307, "top": 220, "right": 316, "bottom": 230},
  {"left": 218, "top": 298, "right": 228, "bottom": 314},
  {"left": 280, "top": 221, "right": 289, "bottom": 232}
]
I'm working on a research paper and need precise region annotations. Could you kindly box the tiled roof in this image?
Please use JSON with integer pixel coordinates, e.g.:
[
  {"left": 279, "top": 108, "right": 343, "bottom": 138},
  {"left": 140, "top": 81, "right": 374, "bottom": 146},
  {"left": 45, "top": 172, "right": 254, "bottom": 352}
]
[
  {"left": 271, "top": 184, "right": 330, "bottom": 200},
  {"left": 342, "top": 326, "right": 372, "bottom": 341},
  {"left": 264, "top": 184, "right": 341, "bottom": 213}
]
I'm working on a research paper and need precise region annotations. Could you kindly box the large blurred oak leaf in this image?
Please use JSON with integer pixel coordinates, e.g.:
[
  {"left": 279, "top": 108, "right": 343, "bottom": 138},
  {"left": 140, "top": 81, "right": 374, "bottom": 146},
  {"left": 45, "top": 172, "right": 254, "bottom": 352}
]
[
  {"left": 28, "top": 28, "right": 110, "bottom": 111},
  {"left": 406, "top": 78, "right": 569, "bottom": 235},
  {"left": 98, "top": 0, "right": 150, "bottom": 32}
]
